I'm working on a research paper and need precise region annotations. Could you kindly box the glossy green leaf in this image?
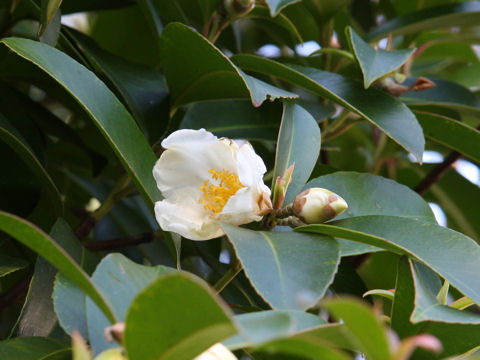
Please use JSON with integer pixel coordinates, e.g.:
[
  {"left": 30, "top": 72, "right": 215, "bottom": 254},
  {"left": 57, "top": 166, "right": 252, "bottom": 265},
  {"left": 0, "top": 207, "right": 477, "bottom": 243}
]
[
  {"left": 415, "top": 111, "right": 480, "bottom": 163},
  {"left": 265, "top": 0, "right": 301, "bottom": 17},
  {"left": 222, "top": 224, "right": 340, "bottom": 310},
  {"left": 159, "top": 23, "right": 297, "bottom": 112},
  {"left": 65, "top": 29, "right": 169, "bottom": 143},
  {"left": 255, "top": 337, "right": 350, "bottom": 360},
  {"left": 232, "top": 54, "right": 424, "bottom": 161},
  {"left": 124, "top": 272, "right": 236, "bottom": 360},
  {"left": 0, "top": 113, "right": 62, "bottom": 218},
  {"left": 86, "top": 253, "right": 174, "bottom": 355},
  {"left": 323, "top": 297, "right": 391, "bottom": 360},
  {"left": 367, "top": 1, "right": 480, "bottom": 41},
  {"left": 246, "top": 6, "right": 302, "bottom": 42},
  {"left": 0, "top": 37, "right": 161, "bottom": 207},
  {"left": 410, "top": 260, "right": 480, "bottom": 324},
  {"left": 299, "top": 215, "right": 480, "bottom": 307},
  {"left": 137, "top": 0, "right": 163, "bottom": 38},
  {"left": 0, "top": 254, "right": 28, "bottom": 277},
  {"left": 39, "top": 0, "right": 62, "bottom": 36},
  {"left": 402, "top": 78, "right": 480, "bottom": 116},
  {"left": 0, "top": 337, "right": 69, "bottom": 360},
  {"left": 225, "top": 310, "right": 325, "bottom": 349},
  {"left": 181, "top": 100, "right": 282, "bottom": 142},
  {"left": 304, "top": 172, "right": 435, "bottom": 255},
  {"left": 53, "top": 273, "right": 88, "bottom": 339},
  {"left": 363, "top": 289, "right": 394, "bottom": 301},
  {"left": 346, "top": 26, "right": 414, "bottom": 88},
  {"left": 274, "top": 103, "right": 321, "bottom": 204},
  {"left": 0, "top": 211, "right": 116, "bottom": 324}
]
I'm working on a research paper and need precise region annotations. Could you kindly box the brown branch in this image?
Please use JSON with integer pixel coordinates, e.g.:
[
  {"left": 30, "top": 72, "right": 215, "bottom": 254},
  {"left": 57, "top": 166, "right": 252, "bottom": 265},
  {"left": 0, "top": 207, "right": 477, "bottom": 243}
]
[
  {"left": 74, "top": 216, "right": 97, "bottom": 240},
  {"left": 82, "top": 232, "right": 156, "bottom": 251},
  {"left": 414, "top": 151, "right": 461, "bottom": 195},
  {"left": 0, "top": 271, "right": 33, "bottom": 313}
]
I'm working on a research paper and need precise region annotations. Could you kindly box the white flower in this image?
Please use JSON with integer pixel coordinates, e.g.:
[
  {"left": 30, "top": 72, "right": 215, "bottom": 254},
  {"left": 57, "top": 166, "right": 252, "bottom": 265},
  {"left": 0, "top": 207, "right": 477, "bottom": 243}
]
[
  {"left": 153, "top": 129, "right": 272, "bottom": 240},
  {"left": 194, "top": 343, "right": 238, "bottom": 360}
]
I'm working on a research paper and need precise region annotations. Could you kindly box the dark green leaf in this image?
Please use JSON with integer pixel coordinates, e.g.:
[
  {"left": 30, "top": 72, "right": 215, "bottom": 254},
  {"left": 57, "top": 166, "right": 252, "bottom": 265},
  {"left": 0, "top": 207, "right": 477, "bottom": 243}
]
[
  {"left": 304, "top": 172, "right": 435, "bottom": 255},
  {"left": 265, "top": 0, "right": 301, "bottom": 17},
  {"left": 232, "top": 54, "right": 424, "bottom": 161},
  {"left": 299, "top": 215, "right": 480, "bottom": 307},
  {"left": 65, "top": 29, "right": 170, "bottom": 143},
  {"left": 0, "top": 211, "right": 116, "bottom": 324},
  {"left": 367, "top": 1, "right": 480, "bottom": 41},
  {"left": 124, "top": 272, "right": 236, "bottom": 360},
  {"left": 39, "top": 0, "right": 62, "bottom": 36},
  {"left": 159, "top": 23, "right": 297, "bottom": 112},
  {"left": 225, "top": 310, "right": 325, "bottom": 349},
  {"left": 181, "top": 100, "right": 282, "bottom": 142},
  {"left": 402, "top": 78, "right": 480, "bottom": 116},
  {"left": 222, "top": 224, "right": 340, "bottom": 310},
  {"left": 274, "top": 103, "right": 320, "bottom": 204},
  {"left": 346, "top": 26, "right": 414, "bottom": 88},
  {"left": 0, "top": 112, "right": 62, "bottom": 218},
  {"left": 246, "top": 6, "right": 302, "bottom": 43},
  {"left": 0, "top": 337, "right": 69, "bottom": 360},
  {"left": 0, "top": 37, "right": 162, "bottom": 207},
  {"left": 85, "top": 253, "right": 174, "bottom": 354},
  {"left": 415, "top": 111, "right": 480, "bottom": 162},
  {"left": 0, "top": 254, "right": 28, "bottom": 277},
  {"left": 323, "top": 297, "right": 391, "bottom": 360}
]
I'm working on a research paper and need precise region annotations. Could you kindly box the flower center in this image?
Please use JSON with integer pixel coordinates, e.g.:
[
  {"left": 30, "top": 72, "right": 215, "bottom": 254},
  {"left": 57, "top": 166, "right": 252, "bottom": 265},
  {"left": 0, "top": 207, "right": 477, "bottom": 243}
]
[{"left": 199, "top": 169, "right": 245, "bottom": 214}]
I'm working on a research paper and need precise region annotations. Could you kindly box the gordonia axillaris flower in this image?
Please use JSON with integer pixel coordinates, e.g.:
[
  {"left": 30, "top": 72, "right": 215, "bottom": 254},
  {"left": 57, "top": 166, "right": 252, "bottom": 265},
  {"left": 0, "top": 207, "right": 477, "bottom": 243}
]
[{"left": 153, "top": 129, "right": 272, "bottom": 240}]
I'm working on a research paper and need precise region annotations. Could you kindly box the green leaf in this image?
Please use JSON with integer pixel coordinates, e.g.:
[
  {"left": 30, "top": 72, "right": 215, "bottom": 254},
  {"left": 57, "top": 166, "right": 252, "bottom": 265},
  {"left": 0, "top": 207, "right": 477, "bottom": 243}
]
[
  {"left": 346, "top": 26, "right": 414, "bottom": 88},
  {"left": 415, "top": 111, "right": 480, "bottom": 163},
  {"left": 124, "top": 272, "right": 236, "bottom": 360},
  {"left": 323, "top": 297, "right": 391, "bottom": 360},
  {"left": 363, "top": 289, "right": 394, "bottom": 301},
  {"left": 85, "top": 253, "right": 174, "bottom": 355},
  {"left": 265, "top": 0, "right": 301, "bottom": 17},
  {"left": 410, "top": 260, "right": 480, "bottom": 324},
  {"left": 402, "top": 78, "right": 480, "bottom": 116},
  {"left": 65, "top": 29, "right": 170, "bottom": 143},
  {"left": 299, "top": 215, "right": 480, "bottom": 307},
  {"left": 159, "top": 23, "right": 297, "bottom": 113},
  {"left": 137, "top": 0, "right": 163, "bottom": 38},
  {"left": 255, "top": 338, "right": 350, "bottom": 360},
  {"left": 181, "top": 100, "right": 282, "bottom": 142},
  {"left": 0, "top": 112, "right": 62, "bottom": 218},
  {"left": 0, "top": 254, "right": 28, "bottom": 277},
  {"left": 274, "top": 103, "right": 321, "bottom": 204},
  {"left": 0, "top": 211, "right": 116, "bottom": 324},
  {"left": 0, "top": 37, "right": 161, "bottom": 207},
  {"left": 225, "top": 310, "right": 325, "bottom": 349},
  {"left": 39, "top": 0, "right": 62, "bottom": 36},
  {"left": 0, "top": 337, "right": 69, "bottom": 360},
  {"left": 246, "top": 6, "right": 302, "bottom": 42},
  {"left": 367, "top": 1, "right": 480, "bottom": 41},
  {"left": 232, "top": 54, "right": 425, "bottom": 162},
  {"left": 304, "top": 172, "right": 435, "bottom": 255},
  {"left": 222, "top": 224, "right": 340, "bottom": 310},
  {"left": 53, "top": 273, "right": 88, "bottom": 339}
]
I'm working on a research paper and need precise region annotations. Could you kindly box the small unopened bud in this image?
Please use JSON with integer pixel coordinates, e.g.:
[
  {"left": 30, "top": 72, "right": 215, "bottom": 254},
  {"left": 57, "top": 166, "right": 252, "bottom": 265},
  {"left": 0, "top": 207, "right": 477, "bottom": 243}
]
[
  {"left": 293, "top": 188, "right": 348, "bottom": 224},
  {"left": 273, "top": 164, "right": 294, "bottom": 210},
  {"left": 104, "top": 323, "right": 125, "bottom": 344},
  {"left": 223, "top": 0, "right": 255, "bottom": 18}
]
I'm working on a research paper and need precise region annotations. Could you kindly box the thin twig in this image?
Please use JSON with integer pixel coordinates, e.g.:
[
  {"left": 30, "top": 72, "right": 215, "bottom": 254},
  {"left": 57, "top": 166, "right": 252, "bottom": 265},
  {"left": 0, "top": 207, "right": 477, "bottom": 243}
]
[
  {"left": 414, "top": 151, "right": 461, "bottom": 195},
  {"left": 82, "top": 232, "right": 158, "bottom": 251}
]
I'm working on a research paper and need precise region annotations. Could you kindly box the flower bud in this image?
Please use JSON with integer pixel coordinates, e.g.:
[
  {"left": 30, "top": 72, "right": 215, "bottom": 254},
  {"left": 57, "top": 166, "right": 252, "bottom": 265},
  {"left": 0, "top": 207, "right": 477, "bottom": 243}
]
[
  {"left": 222, "top": 0, "right": 255, "bottom": 19},
  {"left": 292, "top": 188, "right": 348, "bottom": 224}
]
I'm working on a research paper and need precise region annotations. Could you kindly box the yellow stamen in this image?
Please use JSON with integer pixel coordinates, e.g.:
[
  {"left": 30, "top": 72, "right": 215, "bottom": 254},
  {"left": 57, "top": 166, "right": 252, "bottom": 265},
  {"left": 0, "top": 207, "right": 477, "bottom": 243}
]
[{"left": 199, "top": 169, "right": 245, "bottom": 214}]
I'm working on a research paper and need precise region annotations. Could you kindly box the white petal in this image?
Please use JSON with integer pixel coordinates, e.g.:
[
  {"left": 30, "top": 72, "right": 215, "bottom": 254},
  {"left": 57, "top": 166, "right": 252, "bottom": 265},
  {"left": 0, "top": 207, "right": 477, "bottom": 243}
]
[
  {"left": 236, "top": 142, "right": 267, "bottom": 187},
  {"left": 154, "top": 200, "right": 224, "bottom": 240},
  {"left": 220, "top": 187, "right": 262, "bottom": 225},
  {"left": 153, "top": 131, "right": 239, "bottom": 198},
  {"left": 194, "top": 343, "right": 237, "bottom": 360},
  {"left": 161, "top": 128, "right": 216, "bottom": 148}
]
